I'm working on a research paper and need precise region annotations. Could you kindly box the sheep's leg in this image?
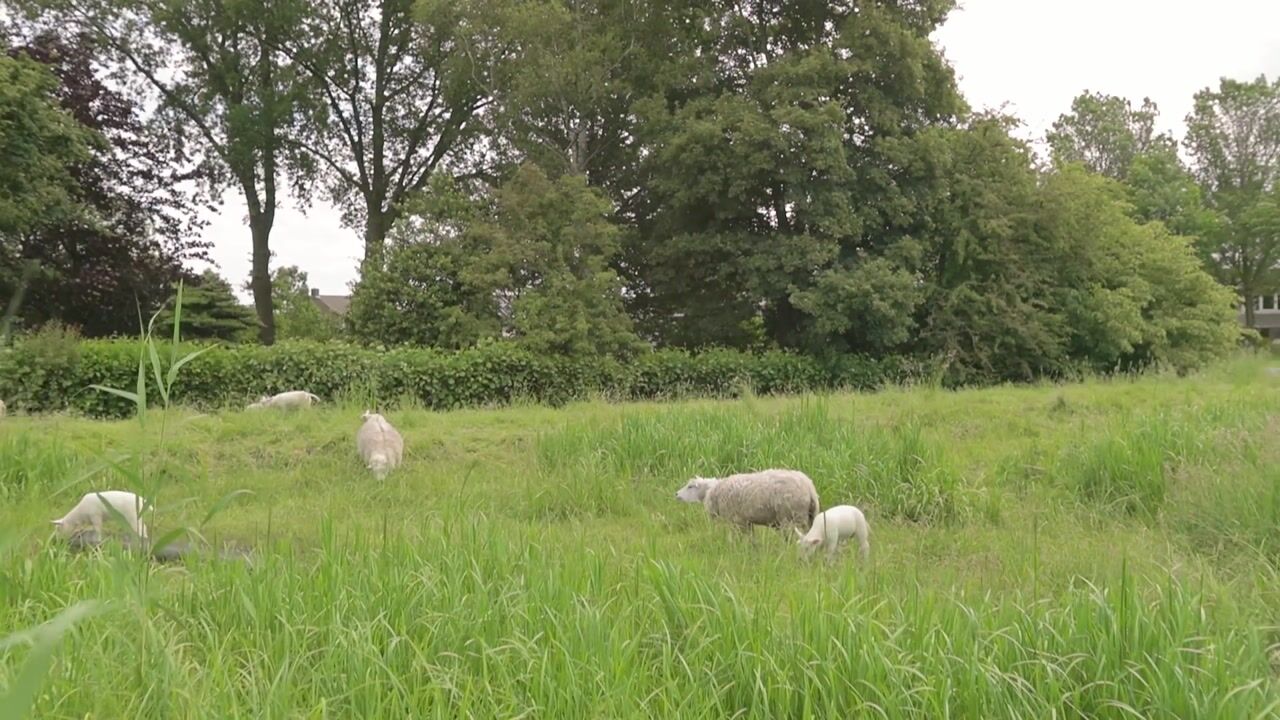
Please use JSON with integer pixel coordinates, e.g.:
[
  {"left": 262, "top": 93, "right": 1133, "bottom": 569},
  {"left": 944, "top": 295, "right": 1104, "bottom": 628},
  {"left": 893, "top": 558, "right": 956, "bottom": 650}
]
[{"left": 823, "top": 538, "right": 844, "bottom": 564}]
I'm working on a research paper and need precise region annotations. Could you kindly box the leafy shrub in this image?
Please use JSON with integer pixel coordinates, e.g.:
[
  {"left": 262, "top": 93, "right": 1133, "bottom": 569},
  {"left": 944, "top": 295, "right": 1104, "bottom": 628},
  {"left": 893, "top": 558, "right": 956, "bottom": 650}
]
[
  {"left": 1, "top": 337, "right": 912, "bottom": 418},
  {"left": 0, "top": 321, "right": 83, "bottom": 410}
]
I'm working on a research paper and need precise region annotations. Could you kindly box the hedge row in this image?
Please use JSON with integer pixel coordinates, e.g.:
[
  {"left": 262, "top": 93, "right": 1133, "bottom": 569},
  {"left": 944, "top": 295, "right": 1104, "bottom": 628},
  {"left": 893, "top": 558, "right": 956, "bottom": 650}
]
[{"left": 0, "top": 338, "right": 925, "bottom": 419}]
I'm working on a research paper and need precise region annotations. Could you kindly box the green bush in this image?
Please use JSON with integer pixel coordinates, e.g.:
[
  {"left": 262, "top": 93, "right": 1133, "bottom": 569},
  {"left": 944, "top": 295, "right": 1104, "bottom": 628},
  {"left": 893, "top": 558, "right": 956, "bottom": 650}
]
[{"left": 0, "top": 338, "right": 911, "bottom": 418}]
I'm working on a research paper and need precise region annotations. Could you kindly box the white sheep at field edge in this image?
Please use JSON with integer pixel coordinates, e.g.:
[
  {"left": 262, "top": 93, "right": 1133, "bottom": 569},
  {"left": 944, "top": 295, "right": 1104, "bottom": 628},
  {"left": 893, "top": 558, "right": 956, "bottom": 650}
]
[
  {"left": 675, "top": 468, "right": 819, "bottom": 533},
  {"left": 796, "top": 505, "right": 870, "bottom": 560},
  {"left": 356, "top": 411, "right": 404, "bottom": 479}
]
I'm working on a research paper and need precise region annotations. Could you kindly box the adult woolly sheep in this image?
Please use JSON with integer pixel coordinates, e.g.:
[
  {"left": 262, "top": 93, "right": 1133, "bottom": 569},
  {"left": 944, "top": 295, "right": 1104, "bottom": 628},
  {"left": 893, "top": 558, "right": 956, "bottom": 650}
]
[
  {"left": 675, "top": 468, "right": 819, "bottom": 533},
  {"left": 356, "top": 411, "right": 404, "bottom": 480}
]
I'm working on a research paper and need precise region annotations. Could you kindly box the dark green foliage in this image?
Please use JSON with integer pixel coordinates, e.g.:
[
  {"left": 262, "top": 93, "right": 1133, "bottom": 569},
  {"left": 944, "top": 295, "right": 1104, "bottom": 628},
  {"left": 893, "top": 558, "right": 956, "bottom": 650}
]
[
  {"left": 156, "top": 271, "right": 258, "bottom": 343},
  {"left": 3, "top": 32, "right": 212, "bottom": 338},
  {"left": 624, "top": 0, "right": 964, "bottom": 349},
  {"left": 0, "top": 52, "right": 92, "bottom": 235},
  {"left": 350, "top": 165, "right": 643, "bottom": 357},
  {"left": 347, "top": 239, "right": 500, "bottom": 350},
  {"left": 0, "top": 322, "right": 82, "bottom": 411},
  {"left": 0, "top": 338, "right": 916, "bottom": 418},
  {"left": 469, "top": 165, "right": 642, "bottom": 357}
]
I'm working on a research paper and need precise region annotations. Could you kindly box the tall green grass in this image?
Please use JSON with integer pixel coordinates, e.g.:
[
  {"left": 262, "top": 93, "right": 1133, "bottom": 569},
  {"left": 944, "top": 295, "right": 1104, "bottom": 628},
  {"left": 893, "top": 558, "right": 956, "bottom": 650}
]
[
  {"left": 535, "top": 399, "right": 970, "bottom": 523},
  {"left": 3, "top": 359, "right": 1280, "bottom": 717},
  {"left": 2, "top": 524, "right": 1277, "bottom": 718}
]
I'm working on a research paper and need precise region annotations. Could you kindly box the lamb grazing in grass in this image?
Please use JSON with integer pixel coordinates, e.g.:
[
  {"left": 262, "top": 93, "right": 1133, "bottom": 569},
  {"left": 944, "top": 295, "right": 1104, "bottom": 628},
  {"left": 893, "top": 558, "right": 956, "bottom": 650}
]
[
  {"left": 247, "top": 390, "right": 321, "bottom": 410},
  {"left": 51, "top": 490, "right": 150, "bottom": 542},
  {"left": 795, "top": 505, "right": 870, "bottom": 561},
  {"left": 675, "top": 469, "right": 819, "bottom": 534},
  {"left": 356, "top": 411, "right": 404, "bottom": 480}
]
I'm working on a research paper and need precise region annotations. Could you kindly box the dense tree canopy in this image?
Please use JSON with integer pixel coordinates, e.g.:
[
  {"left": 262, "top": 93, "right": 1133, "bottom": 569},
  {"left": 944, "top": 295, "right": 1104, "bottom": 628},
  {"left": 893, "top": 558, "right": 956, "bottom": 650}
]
[
  {"left": 0, "top": 51, "right": 90, "bottom": 234},
  {"left": 1184, "top": 75, "right": 1280, "bottom": 326},
  {"left": 624, "top": 0, "right": 965, "bottom": 349},
  {"left": 2, "top": 0, "right": 1256, "bottom": 383},
  {"left": 0, "top": 50, "right": 93, "bottom": 328},
  {"left": 350, "top": 165, "right": 640, "bottom": 356},
  {"left": 278, "top": 0, "right": 501, "bottom": 263},
  {"left": 3, "top": 31, "right": 210, "bottom": 337},
  {"left": 22, "top": 0, "right": 304, "bottom": 344},
  {"left": 1047, "top": 92, "right": 1166, "bottom": 180}
]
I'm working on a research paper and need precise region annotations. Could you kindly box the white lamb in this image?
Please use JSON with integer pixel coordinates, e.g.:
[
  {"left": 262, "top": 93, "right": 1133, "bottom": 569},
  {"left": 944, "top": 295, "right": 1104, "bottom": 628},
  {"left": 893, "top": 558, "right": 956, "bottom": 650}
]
[
  {"left": 51, "top": 490, "right": 150, "bottom": 541},
  {"left": 247, "top": 390, "right": 321, "bottom": 410},
  {"left": 795, "top": 505, "right": 870, "bottom": 560},
  {"left": 356, "top": 411, "right": 404, "bottom": 480},
  {"left": 0, "top": 399, "right": 6, "bottom": 417},
  {"left": 675, "top": 468, "right": 819, "bottom": 534}
]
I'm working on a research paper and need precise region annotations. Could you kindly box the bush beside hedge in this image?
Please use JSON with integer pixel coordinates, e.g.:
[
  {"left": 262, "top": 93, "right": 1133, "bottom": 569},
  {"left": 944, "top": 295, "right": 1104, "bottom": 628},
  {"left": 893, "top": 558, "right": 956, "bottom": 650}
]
[{"left": 0, "top": 338, "right": 921, "bottom": 419}]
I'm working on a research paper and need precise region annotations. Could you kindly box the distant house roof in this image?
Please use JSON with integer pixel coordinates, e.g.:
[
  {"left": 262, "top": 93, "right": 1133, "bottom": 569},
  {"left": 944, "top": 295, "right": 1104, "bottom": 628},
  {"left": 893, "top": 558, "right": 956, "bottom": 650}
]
[{"left": 309, "top": 289, "right": 351, "bottom": 316}]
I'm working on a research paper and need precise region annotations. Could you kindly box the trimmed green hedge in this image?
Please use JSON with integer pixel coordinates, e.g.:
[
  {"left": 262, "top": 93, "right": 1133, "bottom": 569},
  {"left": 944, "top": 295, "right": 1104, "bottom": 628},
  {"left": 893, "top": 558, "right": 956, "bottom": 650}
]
[{"left": 0, "top": 339, "right": 918, "bottom": 418}]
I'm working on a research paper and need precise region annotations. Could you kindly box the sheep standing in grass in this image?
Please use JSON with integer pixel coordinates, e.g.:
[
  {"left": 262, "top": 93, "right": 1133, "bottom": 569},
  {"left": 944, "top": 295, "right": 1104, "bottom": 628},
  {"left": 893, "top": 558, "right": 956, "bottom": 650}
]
[
  {"left": 356, "top": 411, "right": 404, "bottom": 480},
  {"left": 675, "top": 469, "right": 819, "bottom": 534},
  {"left": 51, "top": 490, "right": 150, "bottom": 541},
  {"left": 247, "top": 390, "right": 320, "bottom": 410},
  {"left": 795, "top": 505, "right": 870, "bottom": 560}
]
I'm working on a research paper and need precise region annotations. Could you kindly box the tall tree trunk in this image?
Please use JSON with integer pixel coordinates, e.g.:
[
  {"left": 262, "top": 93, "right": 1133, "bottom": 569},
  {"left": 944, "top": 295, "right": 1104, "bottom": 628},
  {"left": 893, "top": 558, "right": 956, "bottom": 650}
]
[
  {"left": 1243, "top": 292, "right": 1256, "bottom": 329},
  {"left": 249, "top": 210, "right": 275, "bottom": 345},
  {"left": 363, "top": 206, "right": 390, "bottom": 265}
]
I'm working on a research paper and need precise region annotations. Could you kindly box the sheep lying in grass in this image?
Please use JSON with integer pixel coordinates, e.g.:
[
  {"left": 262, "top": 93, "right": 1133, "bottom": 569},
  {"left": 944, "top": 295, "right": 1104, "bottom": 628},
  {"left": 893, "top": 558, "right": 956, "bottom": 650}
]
[
  {"left": 795, "top": 505, "right": 870, "bottom": 561},
  {"left": 675, "top": 469, "right": 819, "bottom": 534},
  {"left": 51, "top": 490, "right": 150, "bottom": 541},
  {"left": 356, "top": 411, "right": 404, "bottom": 480},
  {"left": 247, "top": 390, "right": 321, "bottom": 410}
]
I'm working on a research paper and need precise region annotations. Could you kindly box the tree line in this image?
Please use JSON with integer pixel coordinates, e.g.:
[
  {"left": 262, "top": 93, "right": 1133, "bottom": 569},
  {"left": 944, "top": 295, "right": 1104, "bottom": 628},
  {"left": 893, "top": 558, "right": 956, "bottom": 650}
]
[{"left": 1, "top": 1, "right": 1276, "bottom": 383}]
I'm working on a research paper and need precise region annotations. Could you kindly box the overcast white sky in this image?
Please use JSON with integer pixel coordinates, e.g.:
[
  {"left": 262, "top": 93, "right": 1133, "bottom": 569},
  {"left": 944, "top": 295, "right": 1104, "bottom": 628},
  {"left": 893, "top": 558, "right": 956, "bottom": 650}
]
[{"left": 196, "top": 0, "right": 1280, "bottom": 301}]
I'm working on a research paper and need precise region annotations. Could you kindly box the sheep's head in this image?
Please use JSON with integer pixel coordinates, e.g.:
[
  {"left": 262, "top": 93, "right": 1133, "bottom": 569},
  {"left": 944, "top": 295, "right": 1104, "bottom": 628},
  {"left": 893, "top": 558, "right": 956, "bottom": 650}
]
[
  {"left": 50, "top": 518, "right": 72, "bottom": 538},
  {"left": 794, "top": 527, "right": 822, "bottom": 547},
  {"left": 675, "top": 476, "right": 716, "bottom": 503},
  {"left": 794, "top": 528, "right": 822, "bottom": 555}
]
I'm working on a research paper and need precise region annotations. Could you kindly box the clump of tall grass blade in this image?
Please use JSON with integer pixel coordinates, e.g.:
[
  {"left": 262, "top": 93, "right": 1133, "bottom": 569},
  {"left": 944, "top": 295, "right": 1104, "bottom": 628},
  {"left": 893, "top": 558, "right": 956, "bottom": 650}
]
[{"left": 537, "top": 399, "right": 970, "bottom": 523}]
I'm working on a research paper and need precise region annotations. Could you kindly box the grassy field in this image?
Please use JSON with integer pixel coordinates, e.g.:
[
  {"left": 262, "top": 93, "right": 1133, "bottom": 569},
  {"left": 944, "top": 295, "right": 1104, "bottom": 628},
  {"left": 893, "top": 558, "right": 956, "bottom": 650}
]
[{"left": 3, "top": 358, "right": 1280, "bottom": 718}]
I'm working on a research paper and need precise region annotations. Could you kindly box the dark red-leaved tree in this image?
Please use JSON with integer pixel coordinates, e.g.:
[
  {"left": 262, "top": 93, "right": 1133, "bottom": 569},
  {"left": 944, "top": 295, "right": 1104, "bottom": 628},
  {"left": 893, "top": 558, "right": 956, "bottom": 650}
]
[{"left": 3, "top": 30, "right": 214, "bottom": 337}]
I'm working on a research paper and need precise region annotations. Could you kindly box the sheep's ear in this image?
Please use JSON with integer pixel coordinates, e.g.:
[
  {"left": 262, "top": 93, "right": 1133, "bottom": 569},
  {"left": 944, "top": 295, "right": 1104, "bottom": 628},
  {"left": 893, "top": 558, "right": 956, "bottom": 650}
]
[
  {"left": 793, "top": 528, "right": 804, "bottom": 539},
  {"left": 50, "top": 520, "right": 62, "bottom": 526}
]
